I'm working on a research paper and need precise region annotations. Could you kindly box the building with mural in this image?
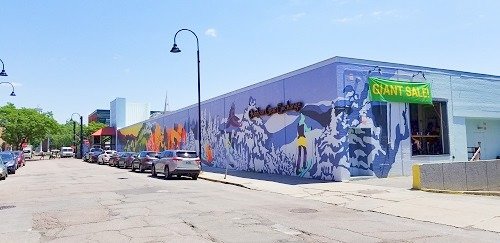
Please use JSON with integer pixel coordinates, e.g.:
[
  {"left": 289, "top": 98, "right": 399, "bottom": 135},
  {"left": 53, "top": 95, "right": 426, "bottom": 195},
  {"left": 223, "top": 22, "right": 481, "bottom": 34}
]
[{"left": 117, "top": 57, "right": 500, "bottom": 181}]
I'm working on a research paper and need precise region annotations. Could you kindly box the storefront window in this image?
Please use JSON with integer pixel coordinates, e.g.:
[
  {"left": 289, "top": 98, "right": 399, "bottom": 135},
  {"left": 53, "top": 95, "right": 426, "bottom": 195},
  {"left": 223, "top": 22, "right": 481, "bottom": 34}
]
[{"left": 410, "top": 101, "right": 449, "bottom": 155}]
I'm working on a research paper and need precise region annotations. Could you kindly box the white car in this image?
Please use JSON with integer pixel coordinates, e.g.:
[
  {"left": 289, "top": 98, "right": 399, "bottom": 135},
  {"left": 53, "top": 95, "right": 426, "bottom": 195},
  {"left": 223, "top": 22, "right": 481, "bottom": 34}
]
[
  {"left": 60, "top": 147, "right": 75, "bottom": 158},
  {"left": 97, "top": 150, "right": 117, "bottom": 165},
  {"left": 23, "top": 147, "right": 33, "bottom": 160}
]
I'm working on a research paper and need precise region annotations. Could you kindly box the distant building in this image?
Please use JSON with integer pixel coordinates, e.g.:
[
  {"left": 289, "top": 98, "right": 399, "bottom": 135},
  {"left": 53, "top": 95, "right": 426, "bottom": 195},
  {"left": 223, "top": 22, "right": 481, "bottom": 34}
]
[
  {"left": 88, "top": 109, "right": 110, "bottom": 125},
  {"left": 110, "top": 98, "right": 151, "bottom": 128}
]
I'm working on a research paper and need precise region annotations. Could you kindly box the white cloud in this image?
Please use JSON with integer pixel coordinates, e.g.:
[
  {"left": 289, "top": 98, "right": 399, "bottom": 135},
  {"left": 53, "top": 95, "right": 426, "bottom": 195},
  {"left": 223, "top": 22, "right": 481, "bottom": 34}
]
[
  {"left": 123, "top": 68, "right": 130, "bottom": 73},
  {"left": 113, "top": 54, "right": 122, "bottom": 60},
  {"left": 291, "top": 12, "right": 306, "bottom": 21},
  {"left": 335, "top": 14, "right": 363, "bottom": 23},
  {"left": 371, "top": 10, "right": 397, "bottom": 17},
  {"left": 335, "top": 9, "right": 399, "bottom": 24},
  {"left": 205, "top": 28, "right": 217, "bottom": 38}
]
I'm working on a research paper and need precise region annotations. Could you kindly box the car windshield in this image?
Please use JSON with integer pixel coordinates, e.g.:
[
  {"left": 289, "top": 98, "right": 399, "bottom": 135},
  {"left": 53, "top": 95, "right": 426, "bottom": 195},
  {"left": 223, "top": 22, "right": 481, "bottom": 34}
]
[
  {"left": 146, "top": 152, "right": 158, "bottom": 157},
  {"left": 62, "top": 148, "right": 73, "bottom": 152},
  {"left": 176, "top": 151, "right": 198, "bottom": 158},
  {"left": 0, "top": 153, "right": 14, "bottom": 161}
]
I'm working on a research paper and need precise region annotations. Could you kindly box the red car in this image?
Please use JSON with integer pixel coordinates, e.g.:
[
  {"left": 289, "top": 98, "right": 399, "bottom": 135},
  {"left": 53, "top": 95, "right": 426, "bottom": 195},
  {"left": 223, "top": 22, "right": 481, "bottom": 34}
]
[
  {"left": 131, "top": 151, "right": 158, "bottom": 172},
  {"left": 108, "top": 152, "right": 122, "bottom": 167},
  {"left": 12, "top": 151, "right": 26, "bottom": 168},
  {"left": 117, "top": 152, "right": 137, "bottom": 169}
]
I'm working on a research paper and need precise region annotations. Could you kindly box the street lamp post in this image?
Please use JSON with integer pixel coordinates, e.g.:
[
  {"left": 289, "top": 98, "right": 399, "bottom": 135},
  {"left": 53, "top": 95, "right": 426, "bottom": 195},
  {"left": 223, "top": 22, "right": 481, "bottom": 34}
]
[
  {"left": 73, "top": 121, "right": 76, "bottom": 156},
  {"left": 71, "top": 113, "right": 83, "bottom": 159},
  {"left": 0, "top": 82, "right": 16, "bottom": 96},
  {"left": 170, "top": 29, "right": 202, "bottom": 168},
  {"left": 0, "top": 58, "right": 8, "bottom": 76}
]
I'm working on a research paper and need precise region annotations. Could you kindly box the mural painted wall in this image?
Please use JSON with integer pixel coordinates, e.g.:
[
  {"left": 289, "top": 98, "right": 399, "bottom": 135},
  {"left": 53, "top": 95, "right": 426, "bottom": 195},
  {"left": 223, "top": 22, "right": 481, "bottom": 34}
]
[{"left": 118, "top": 58, "right": 500, "bottom": 181}]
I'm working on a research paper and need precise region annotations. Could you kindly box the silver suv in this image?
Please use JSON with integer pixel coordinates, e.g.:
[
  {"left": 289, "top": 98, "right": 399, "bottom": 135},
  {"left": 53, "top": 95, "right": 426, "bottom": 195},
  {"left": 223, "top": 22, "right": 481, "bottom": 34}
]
[{"left": 152, "top": 150, "right": 201, "bottom": 180}]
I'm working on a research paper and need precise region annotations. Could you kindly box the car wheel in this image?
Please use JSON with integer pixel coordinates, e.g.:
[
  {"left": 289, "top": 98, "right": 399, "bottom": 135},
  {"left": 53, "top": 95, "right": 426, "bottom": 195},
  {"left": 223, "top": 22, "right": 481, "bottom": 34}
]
[
  {"left": 151, "top": 166, "right": 157, "bottom": 177},
  {"left": 11, "top": 169, "right": 15, "bottom": 174},
  {"left": 139, "top": 163, "right": 145, "bottom": 173},
  {"left": 131, "top": 163, "right": 136, "bottom": 172},
  {"left": 192, "top": 174, "right": 199, "bottom": 180},
  {"left": 164, "top": 166, "right": 172, "bottom": 179}
]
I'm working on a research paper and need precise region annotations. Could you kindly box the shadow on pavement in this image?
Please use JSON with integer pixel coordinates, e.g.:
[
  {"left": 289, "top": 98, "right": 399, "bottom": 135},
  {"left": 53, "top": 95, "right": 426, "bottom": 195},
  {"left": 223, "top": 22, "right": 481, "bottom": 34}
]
[{"left": 200, "top": 166, "right": 330, "bottom": 185}]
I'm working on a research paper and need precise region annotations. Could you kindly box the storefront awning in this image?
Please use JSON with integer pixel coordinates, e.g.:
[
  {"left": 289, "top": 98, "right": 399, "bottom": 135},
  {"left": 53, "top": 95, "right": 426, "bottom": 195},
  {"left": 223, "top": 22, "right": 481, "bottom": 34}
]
[{"left": 91, "top": 127, "right": 116, "bottom": 136}]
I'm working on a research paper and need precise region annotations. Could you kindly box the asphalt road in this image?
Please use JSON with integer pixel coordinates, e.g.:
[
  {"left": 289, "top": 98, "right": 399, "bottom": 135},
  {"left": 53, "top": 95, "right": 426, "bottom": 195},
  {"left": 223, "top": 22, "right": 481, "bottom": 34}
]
[{"left": 1, "top": 158, "right": 499, "bottom": 242}]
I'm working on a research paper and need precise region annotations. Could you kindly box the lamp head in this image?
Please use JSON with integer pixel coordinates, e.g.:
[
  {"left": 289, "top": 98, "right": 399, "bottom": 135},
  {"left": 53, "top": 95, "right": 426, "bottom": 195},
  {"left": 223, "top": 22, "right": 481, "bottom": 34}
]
[
  {"left": 10, "top": 91, "right": 15, "bottom": 96},
  {"left": 0, "top": 69, "right": 7, "bottom": 76},
  {"left": 170, "top": 44, "right": 181, "bottom": 53}
]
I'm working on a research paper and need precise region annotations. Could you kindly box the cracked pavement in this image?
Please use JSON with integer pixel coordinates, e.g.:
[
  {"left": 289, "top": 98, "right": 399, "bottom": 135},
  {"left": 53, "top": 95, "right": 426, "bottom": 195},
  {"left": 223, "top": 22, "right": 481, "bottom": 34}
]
[{"left": 1, "top": 158, "right": 499, "bottom": 242}]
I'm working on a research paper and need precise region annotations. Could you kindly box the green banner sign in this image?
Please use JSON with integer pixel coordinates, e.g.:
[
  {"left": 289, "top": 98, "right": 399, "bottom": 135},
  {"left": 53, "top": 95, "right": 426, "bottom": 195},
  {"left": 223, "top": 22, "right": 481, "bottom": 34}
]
[{"left": 368, "top": 77, "right": 432, "bottom": 104}]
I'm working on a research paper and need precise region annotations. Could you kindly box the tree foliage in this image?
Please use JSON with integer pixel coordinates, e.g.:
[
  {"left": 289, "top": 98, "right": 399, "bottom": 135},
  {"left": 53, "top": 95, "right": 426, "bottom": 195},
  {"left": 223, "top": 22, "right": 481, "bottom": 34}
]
[
  {"left": 45, "top": 121, "right": 107, "bottom": 149},
  {"left": 0, "top": 103, "right": 59, "bottom": 150},
  {"left": 0, "top": 104, "right": 108, "bottom": 150},
  {"left": 84, "top": 121, "right": 107, "bottom": 139}
]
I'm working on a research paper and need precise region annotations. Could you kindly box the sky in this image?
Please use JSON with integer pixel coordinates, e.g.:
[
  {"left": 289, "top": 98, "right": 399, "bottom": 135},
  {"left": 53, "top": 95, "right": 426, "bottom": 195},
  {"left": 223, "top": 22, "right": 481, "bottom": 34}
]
[{"left": 0, "top": 0, "right": 499, "bottom": 123}]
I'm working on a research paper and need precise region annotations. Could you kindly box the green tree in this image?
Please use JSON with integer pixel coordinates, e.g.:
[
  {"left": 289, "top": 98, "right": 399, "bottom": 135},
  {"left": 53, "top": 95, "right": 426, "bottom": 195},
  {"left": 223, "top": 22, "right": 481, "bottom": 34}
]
[
  {"left": 49, "top": 121, "right": 74, "bottom": 149},
  {"left": 0, "top": 103, "right": 59, "bottom": 150},
  {"left": 84, "top": 121, "right": 107, "bottom": 139}
]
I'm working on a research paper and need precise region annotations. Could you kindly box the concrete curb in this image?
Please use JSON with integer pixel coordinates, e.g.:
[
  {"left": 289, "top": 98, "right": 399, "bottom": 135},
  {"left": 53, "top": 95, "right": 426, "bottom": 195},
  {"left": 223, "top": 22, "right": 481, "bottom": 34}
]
[
  {"left": 419, "top": 188, "right": 500, "bottom": 197},
  {"left": 199, "top": 175, "right": 251, "bottom": 189}
]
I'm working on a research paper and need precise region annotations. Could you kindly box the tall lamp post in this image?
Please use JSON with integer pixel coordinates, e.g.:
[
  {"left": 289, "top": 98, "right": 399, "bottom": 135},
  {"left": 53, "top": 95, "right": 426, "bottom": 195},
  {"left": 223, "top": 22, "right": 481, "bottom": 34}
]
[
  {"left": 0, "top": 58, "right": 8, "bottom": 76},
  {"left": 0, "top": 82, "right": 16, "bottom": 96},
  {"left": 170, "top": 29, "right": 202, "bottom": 167},
  {"left": 71, "top": 113, "right": 83, "bottom": 159}
]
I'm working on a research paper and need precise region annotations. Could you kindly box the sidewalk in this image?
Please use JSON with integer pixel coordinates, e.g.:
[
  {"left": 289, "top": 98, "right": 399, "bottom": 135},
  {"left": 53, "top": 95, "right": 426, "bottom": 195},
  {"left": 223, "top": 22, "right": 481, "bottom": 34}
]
[{"left": 199, "top": 167, "right": 500, "bottom": 233}]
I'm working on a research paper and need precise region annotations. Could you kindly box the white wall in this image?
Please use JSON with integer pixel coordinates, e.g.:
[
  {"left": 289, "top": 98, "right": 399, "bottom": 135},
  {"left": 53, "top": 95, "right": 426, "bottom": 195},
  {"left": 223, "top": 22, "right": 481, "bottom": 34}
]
[
  {"left": 466, "top": 118, "right": 500, "bottom": 160},
  {"left": 110, "top": 98, "right": 126, "bottom": 128},
  {"left": 125, "top": 102, "right": 150, "bottom": 127}
]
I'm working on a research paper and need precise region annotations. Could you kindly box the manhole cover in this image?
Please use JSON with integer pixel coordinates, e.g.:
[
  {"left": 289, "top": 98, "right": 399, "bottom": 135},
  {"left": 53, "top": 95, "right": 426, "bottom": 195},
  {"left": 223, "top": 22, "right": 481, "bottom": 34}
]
[
  {"left": 117, "top": 177, "right": 128, "bottom": 180},
  {"left": 0, "top": 205, "right": 16, "bottom": 210},
  {"left": 357, "top": 189, "right": 388, "bottom": 195},
  {"left": 289, "top": 208, "right": 318, "bottom": 214}
]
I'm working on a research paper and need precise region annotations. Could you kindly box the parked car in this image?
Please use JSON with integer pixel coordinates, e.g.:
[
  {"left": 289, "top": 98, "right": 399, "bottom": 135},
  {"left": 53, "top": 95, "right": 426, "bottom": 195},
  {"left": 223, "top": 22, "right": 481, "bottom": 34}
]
[
  {"left": 107, "top": 152, "right": 122, "bottom": 167},
  {"left": 88, "top": 148, "right": 104, "bottom": 163},
  {"left": 23, "top": 147, "right": 33, "bottom": 160},
  {"left": 131, "top": 151, "right": 158, "bottom": 173},
  {"left": 60, "top": 147, "right": 75, "bottom": 158},
  {"left": 84, "top": 148, "right": 102, "bottom": 162},
  {"left": 0, "top": 156, "right": 8, "bottom": 180},
  {"left": 12, "top": 151, "right": 26, "bottom": 168},
  {"left": 0, "top": 152, "right": 17, "bottom": 174},
  {"left": 152, "top": 150, "right": 201, "bottom": 180},
  {"left": 97, "top": 150, "right": 117, "bottom": 165},
  {"left": 117, "top": 152, "right": 136, "bottom": 169}
]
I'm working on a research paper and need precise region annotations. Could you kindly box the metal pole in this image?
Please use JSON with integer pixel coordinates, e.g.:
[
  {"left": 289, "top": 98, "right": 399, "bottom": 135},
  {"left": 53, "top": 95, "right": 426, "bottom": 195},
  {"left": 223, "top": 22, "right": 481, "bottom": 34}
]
[
  {"left": 79, "top": 116, "right": 83, "bottom": 159},
  {"left": 171, "top": 29, "right": 202, "bottom": 169},
  {"left": 73, "top": 121, "right": 76, "bottom": 157},
  {"left": 197, "top": 49, "right": 202, "bottom": 170}
]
